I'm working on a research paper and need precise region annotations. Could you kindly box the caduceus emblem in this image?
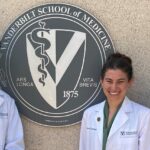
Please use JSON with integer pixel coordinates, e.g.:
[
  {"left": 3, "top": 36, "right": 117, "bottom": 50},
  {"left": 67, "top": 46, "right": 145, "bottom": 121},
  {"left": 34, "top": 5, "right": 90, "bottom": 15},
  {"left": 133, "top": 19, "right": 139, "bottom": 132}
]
[
  {"left": 26, "top": 21, "right": 86, "bottom": 109},
  {"left": 30, "top": 22, "right": 51, "bottom": 86}
]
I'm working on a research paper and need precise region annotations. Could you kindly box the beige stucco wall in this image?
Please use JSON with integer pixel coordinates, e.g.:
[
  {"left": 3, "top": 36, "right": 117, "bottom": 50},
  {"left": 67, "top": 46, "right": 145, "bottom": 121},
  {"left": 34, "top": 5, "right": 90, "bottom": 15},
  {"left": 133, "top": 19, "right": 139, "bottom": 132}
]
[{"left": 0, "top": 0, "right": 150, "bottom": 150}]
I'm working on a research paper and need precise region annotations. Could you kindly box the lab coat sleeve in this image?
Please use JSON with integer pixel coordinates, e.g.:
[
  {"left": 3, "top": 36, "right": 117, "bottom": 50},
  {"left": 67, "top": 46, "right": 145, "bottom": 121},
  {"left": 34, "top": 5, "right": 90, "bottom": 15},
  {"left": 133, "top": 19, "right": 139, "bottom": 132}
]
[
  {"left": 79, "top": 111, "right": 87, "bottom": 150},
  {"left": 139, "top": 111, "right": 150, "bottom": 150},
  {"left": 5, "top": 98, "right": 25, "bottom": 150}
]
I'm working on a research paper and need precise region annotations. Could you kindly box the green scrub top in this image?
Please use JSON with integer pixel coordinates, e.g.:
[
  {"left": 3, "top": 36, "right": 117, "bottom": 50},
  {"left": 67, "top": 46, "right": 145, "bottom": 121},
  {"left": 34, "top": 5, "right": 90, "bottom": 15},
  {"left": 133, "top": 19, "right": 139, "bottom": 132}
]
[{"left": 102, "top": 101, "right": 123, "bottom": 150}]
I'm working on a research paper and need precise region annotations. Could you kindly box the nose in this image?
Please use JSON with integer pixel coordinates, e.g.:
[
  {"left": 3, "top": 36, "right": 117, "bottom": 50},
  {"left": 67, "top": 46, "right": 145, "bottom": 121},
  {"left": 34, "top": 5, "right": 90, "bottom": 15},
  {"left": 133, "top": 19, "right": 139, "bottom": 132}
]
[{"left": 111, "top": 82, "right": 118, "bottom": 91}]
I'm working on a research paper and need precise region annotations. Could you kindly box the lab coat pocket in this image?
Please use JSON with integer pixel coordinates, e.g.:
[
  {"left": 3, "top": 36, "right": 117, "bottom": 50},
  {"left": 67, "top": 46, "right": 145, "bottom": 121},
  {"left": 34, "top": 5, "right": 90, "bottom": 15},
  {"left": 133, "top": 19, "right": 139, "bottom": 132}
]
[
  {"left": 120, "top": 134, "right": 138, "bottom": 150},
  {"left": 86, "top": 126, "right": 97, "bottom": 138}
]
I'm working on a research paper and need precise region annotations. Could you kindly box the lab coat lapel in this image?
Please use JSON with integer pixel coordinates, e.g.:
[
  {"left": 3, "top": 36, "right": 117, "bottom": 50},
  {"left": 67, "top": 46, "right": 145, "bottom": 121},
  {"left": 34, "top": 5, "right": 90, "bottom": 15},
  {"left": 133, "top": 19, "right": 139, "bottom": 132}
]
[
  {"left": 0, "top": 96, "right": 4, "bottom": 106},
  {"left": 108, "top": 97, "right": 132, "bottom": 139},
  {"left": 0, "top": 90, "right": 5, "bottom": 106},
  {"left": 96, "top": 101, "right": 105, "bottom": 145}
]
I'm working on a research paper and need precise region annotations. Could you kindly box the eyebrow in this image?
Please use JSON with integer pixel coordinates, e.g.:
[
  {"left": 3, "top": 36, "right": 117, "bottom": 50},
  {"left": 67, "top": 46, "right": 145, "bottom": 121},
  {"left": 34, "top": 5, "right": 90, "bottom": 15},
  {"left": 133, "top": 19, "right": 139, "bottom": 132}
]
[{"left": 104, "top": 78, "right": 126, "bottom": 81}]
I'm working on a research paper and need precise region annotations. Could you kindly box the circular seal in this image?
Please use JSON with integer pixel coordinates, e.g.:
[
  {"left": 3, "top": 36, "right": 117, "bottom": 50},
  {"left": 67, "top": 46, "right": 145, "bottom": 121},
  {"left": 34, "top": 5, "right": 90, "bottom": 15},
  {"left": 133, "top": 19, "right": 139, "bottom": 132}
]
[{"left": 0, "top": 3, "right": 115, "bottom": 126}]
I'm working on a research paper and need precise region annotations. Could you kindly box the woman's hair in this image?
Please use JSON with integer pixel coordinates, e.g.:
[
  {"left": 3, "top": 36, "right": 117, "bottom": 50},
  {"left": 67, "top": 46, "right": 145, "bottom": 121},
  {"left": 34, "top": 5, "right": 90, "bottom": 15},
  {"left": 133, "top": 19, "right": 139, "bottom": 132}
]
[{"left": 101, "top": 52, "right": 133, "bottom": 81}]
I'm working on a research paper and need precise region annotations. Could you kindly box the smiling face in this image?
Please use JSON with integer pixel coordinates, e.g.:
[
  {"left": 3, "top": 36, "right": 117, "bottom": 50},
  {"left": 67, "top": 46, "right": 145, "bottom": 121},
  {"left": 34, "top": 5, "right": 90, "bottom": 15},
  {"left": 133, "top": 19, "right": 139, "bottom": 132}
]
[{"left": 101, "top": 69, "right": 133, "bottom": 103}]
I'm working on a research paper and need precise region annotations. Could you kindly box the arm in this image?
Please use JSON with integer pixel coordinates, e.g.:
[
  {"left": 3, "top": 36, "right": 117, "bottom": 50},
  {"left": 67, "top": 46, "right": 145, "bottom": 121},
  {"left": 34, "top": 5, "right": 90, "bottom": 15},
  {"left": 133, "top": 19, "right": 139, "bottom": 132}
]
[
  {"left": 79, "top": 112, "right": 87, "bottom": 150},
  {"left": 5, "top": 98, "right": 25, "bottom": 150},
  {"left": 139, "top": 111, "right": 150, "bottom": 150}
]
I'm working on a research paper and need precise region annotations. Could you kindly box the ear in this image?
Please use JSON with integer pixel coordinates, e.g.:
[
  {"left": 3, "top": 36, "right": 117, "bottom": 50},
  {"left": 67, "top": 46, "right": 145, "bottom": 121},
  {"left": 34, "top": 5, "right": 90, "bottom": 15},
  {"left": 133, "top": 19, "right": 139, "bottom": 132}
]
[
  {"left": 128, "top": 78, "right": 134, "bottom": 87},
  {"left": 100, "top": 79, "right": 103, "bottom": 85}
]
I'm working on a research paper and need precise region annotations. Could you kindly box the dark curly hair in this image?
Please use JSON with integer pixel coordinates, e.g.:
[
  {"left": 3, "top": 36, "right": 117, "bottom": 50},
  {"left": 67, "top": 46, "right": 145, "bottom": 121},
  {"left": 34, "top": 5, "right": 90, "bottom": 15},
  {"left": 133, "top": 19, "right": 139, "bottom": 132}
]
[{"left": 101, "top": 52, "right": 133, "bottom": 81}]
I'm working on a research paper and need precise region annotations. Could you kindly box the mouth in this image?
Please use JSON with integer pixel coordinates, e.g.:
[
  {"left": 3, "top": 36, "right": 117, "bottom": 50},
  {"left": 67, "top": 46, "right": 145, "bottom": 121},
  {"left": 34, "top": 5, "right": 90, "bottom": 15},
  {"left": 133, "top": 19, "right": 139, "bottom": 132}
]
[{"left": 109, "top": 92, "right": 119, "bottom": 95}]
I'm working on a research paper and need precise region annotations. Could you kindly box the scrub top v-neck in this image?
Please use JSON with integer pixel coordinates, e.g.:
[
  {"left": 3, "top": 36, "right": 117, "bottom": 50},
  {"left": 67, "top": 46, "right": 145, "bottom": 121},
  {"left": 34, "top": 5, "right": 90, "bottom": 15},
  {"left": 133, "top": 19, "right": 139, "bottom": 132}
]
[{"left": 102, "top": 101, "right": 123, "bottom": 150}]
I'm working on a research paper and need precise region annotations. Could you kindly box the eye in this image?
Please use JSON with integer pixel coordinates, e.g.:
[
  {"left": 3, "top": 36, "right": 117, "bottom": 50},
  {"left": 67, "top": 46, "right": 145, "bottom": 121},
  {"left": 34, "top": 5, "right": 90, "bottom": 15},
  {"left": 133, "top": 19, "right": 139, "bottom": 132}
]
[
  {"left": 105, "top": 80, "right": 112, "bottom": 83},
  {"left": 117, "top": 80, "right": 125, "bottom": 84}
]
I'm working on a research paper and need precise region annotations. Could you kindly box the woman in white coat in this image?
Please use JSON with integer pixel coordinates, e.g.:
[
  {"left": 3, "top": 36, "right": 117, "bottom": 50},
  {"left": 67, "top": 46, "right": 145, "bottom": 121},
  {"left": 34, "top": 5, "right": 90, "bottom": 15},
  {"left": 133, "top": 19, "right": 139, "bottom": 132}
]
[
  {"left": 79, "top": 53, "right": 150, "bottom": 150},
  {"left": 0, "top": 90, "right": 24, "bottom": 150}
]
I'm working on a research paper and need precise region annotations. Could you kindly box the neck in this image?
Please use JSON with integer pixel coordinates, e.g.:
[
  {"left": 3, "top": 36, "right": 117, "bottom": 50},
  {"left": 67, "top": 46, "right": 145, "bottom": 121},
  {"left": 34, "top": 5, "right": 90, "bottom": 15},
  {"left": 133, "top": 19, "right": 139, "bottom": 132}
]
[{"left": 107, "top": 98, "right": 124, "bottom": 111}]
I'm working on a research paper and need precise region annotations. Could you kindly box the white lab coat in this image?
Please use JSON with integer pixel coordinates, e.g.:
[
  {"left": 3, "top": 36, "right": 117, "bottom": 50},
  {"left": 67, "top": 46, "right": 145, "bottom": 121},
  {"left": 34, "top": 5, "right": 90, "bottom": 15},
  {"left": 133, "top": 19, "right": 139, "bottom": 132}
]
[
  {"left": 79, "top": 97, "right": 150, "bottom": 150},
  {"left": 0, "top": 90, "right": 24, "bottom": 150}
]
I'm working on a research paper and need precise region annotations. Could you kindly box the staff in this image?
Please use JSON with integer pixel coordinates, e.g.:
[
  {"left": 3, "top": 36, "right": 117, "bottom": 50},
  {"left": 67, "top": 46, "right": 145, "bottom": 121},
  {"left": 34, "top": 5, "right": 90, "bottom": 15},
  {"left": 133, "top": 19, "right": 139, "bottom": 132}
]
[
  {"left": 0, "top": 90, "right": 25, "bottom": 150},
  {"left": 79, "top": 53, "right": 150, "bottom": 150}
]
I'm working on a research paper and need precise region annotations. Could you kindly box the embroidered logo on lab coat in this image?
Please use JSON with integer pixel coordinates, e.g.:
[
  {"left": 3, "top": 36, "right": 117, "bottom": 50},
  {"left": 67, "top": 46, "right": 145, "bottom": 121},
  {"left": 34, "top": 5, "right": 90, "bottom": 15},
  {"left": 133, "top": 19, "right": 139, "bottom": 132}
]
[{"left": 120, "top": 131, "right": 137, "bottom": 138}]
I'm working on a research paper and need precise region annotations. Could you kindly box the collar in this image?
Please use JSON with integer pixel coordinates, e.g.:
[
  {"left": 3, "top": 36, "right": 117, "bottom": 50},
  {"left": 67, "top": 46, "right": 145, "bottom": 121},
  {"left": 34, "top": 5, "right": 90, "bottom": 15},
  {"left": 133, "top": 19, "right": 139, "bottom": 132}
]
[
  {"left": 121, "top": 96, "right": 133, "bottom": 113},
  {"left": 0, "top": 90, "right": 5, "bottom": 106}
]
